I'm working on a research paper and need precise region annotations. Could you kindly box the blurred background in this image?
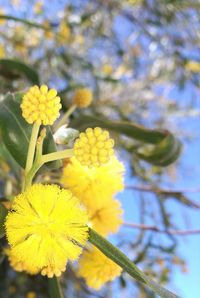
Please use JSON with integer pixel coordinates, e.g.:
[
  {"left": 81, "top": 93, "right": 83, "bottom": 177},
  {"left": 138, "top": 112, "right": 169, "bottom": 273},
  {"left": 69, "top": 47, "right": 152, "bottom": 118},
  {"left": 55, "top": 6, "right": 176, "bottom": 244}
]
[{"left": 0, "top": 0, "right": 200, "bottom": 297}]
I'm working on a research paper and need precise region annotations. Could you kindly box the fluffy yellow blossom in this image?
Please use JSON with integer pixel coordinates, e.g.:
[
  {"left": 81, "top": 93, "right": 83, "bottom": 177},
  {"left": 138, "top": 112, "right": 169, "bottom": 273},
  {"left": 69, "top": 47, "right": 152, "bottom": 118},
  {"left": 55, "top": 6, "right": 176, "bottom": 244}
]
[
  {"left": 0, "top": 44, "right": 5, "bottom": 58},
  {"left": 61, "top": 156, "right": 124, "bottom": 206},
  {"left": 34, "top": 1, "right": 43, "bottom": 14},
  {"left": 5, "top": 248, "right": 39, "bottom": 275},
  {"left": 5, "top": 184, "right": 88, "bottom": 278},
  {"left": 78, "top": 246, "right": 122, "bottom": 290},
  {"left": 186, "top": 61, "right": 200, "bottom": 73},
  {"left": 0, "top": 9, "right": 6, "bottom": 25},
  {"left": 21, "top": 85, "right": 61, "bottom": 125},
  {"left": 57, "top": 21, "right": 71, "bottom": 44},
  {"left": 74, "top": 127, "right": 114, "bottom": 167},
  {"left": 87, "top": 197, "right": 123, "bottom": 236},
  {"left": 26, "top": 292, "right": 37, "bottom": 298},
  {"left": 102, "top": 64, "right": 113, "bottom": 75},
  {"left": 73, "top": 88, "right": 93, "bottom": 108}
]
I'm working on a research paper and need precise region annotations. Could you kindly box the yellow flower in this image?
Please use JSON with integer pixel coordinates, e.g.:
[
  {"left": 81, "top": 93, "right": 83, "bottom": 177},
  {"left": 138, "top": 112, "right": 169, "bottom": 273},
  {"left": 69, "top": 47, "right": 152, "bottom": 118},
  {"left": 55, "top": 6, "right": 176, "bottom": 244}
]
[
  {"left": 5, "top": 184, "right": 88, "bottom": 278},
  {"left": 78, "top": 246, "right": 122, "bottom": 290},
  {"left": 61, "top": 156, "right": 124, "bottom": 206},
  {"left": 57, "top": 21, "right": 71, "bottom": 44},
  {"left": 73, "top": 88, "right": 93, "bottom": 108},
  {"left": 102, "top": 64, "right": 113, "bottom": 75},
  {"left": 34, "top": 1, "right": 43, "bottom": 14},
  {"left": 74, "top": 127, "right": 114, "bottom": 167},
  {"left": 186, "top": 61, "right": 200, "bottom": 73},
  {"left": 0, "top": 44, "right": 5, "bottom": 58},
  {"left": 26, "top": 292, "right": 37, "bottom": 298},
  {"left": 5, "top": 248, "right": 39, "bottom": 275},
  {"left": 87, "top": 197, "right": 123, "bottom": 236},
  {"left": 0, "top": 9, "right": 6, "bottom": 25},
  {"left": 21, "top": 85, "right": 62, "bottom": 125}
]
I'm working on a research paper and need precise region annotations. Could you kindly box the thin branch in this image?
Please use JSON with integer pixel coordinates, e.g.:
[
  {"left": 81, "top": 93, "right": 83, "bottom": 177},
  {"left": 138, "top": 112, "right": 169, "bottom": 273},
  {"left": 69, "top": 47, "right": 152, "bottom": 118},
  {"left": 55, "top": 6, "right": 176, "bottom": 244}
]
[
  {"left": 125, "top": 185, "right": 200, "bottom": 208},
  {"left": 123, "top": 222, "right": 200, "bottom": 236},
  {"left": 125, "top": 185, "right": 200, "bottom": 194}
]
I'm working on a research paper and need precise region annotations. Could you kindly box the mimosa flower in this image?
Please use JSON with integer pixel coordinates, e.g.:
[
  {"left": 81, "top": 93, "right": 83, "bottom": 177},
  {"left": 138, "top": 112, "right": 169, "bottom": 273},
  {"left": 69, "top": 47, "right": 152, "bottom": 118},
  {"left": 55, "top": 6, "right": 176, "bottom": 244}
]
[
  {"left": 5, "top": 248, "right": 39, "bottom": 275},
  {"left": 5, "top": 184, "right": 88, "bottom": 278},
  {"left": 74, "top": 127, "right": 114, "bottom": 167},
  {"left": 87, "top": 197, "right": 123, "bottom": 236},
  {"left": 61, "top": 156, "right": 124, "bottom": 206},
  {"left": 73, "top": 88, "right": 93, "bottom": 108},
  {"left": 78, "top": 246, "right": 122, "bottom": 290},
  {"left": 21, "top": 85, "right": 61, "bottom": 125}
]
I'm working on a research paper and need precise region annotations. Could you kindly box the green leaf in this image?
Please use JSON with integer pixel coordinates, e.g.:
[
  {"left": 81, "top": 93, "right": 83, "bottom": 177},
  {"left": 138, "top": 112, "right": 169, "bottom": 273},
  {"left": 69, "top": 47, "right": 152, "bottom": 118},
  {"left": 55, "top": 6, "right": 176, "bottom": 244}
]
[
  {"left": 89, "top": 228, "right": 180, "bottom": 298},
  {"left": 0, "top": 59, "right": 40, "bottom": 84},
  {"left": 0, "top": 203, "right": 7, "bottom": 239},
  {"left": 135, "top": 134, "right": 182, "bottom": 166},
  {"left": 0, "top": 142, "right": 21, "bottom": 179},
  {"left": 0, "top": 93, "right": 61, "bottom": 170},
  {"left": 48, "top": 277, "right": 64, "bottom": 298},
  {"left": 71, "top": 115, "right": 182, "bottom": 166}
]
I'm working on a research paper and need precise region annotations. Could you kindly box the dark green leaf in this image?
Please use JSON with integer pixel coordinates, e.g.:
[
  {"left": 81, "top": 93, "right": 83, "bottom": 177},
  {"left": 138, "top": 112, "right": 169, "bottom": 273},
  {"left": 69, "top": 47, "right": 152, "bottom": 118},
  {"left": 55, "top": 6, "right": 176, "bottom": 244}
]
[
  {"left": 0, "top": 59, "right": 40, "bottom": 84},
  {"left": 89, "top": 228, "right": 180, "bottom": 298},
  {"left": 0, "top": 203, "right": 7, "bottom": 239}
]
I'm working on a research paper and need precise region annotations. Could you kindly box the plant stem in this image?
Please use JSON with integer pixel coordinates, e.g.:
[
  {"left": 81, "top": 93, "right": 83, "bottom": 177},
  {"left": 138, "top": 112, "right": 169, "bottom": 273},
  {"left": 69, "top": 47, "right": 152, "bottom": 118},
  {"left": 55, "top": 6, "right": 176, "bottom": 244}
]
[
  {"left": 42, "top": 149, "right": 74, "bottom": 163},
  {"left": 89, "top": 228, "right": 180, "bottom": 298},
  {"left": 55, "top": 104, "right": 76, "bottom": 131},
  {"left": 48, "top": 277, "right": 64, "bottom": 298},
  {"left": 25, "top": 123, "right": 40, "bottom": 174}
]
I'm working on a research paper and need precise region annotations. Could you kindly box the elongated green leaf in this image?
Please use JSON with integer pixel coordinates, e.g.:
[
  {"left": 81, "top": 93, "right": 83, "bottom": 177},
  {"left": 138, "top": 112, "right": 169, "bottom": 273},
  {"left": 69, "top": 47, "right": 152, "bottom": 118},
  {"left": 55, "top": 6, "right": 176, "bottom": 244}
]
[
  {"left": 136, "top": 134, "right": 182, "bottom": 166},
  {"left": 0, "top": 59, "right": 39, "bottom": 84},
  {"left": 0, "top": 203, "right": 7, "bottom": 238},
  {"left": 71, "top": 115, "right": 165, "bottom": 144},
  {"left": 48, "top": 277, "right": 64, "bottom": 298},
  {"left": 0, "top": 93, "right": 61, "bottom": 169},
  {"left": 89, "top": 228, "right": 180, "bottom": 298},
  {"left": 71, "top": 115, "right": 182, "bottom": 166},
  {"left": 0, "top": 142, "right": 21, "bottom": 179}
]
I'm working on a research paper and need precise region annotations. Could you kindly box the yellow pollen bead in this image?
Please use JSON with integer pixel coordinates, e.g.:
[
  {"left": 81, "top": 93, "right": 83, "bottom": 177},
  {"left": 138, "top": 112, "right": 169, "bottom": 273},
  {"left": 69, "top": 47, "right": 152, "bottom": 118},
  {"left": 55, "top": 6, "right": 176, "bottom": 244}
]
[
  {"left": 73, "top": 127, "right": 114, "bottom": 167},
  {"left": 21, "top": 85, "right": 62, "bottom": 125}
]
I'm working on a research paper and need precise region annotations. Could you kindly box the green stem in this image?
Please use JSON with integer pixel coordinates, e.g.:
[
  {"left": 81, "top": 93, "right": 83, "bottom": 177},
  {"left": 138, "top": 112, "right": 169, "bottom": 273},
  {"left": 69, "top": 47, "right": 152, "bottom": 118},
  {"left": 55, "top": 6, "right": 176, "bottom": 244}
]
[
  {"left": 42, "top": 149, "right": 73, "bottom": 163},
  {"left": 48, "top": 277, "right": 64, "bottom": 298},
  {"left": 54, "top": 104, "right": 77, "bottom": 131},
  {"left": 89, "top": 228, "right": 180, "bottom": 298},
  {"left": 24, "top": 149, "right": 74, "bottom": 188},
  {"left": 25, "top": 123, "right": 40, "bottom": 174}
]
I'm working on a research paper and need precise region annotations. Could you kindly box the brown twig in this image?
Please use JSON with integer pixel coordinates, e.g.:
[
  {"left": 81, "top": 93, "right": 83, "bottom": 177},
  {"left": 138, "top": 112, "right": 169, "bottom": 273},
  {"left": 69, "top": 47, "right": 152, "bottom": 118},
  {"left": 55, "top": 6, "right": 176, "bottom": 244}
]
[
  {"left": 125, "top": 185, "right": 200, "bottom": 208},
  {"left": 123, "top": 222, "right": 200, "bottom": 236}
]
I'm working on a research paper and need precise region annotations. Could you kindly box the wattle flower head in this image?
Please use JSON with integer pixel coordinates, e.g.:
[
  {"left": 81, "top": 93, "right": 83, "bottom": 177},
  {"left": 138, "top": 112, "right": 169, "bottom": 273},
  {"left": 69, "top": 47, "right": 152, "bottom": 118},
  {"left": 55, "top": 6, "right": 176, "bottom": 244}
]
[{"left": 5, "top": 184, "right": 88, "bottom": 278}]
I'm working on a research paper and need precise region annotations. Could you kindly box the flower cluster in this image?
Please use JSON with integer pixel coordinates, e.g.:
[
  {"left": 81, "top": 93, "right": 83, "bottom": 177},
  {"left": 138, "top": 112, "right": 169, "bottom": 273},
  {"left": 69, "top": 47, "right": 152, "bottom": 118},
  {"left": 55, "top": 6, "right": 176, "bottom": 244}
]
[
  {"left": 5, "top": 84, "right": 125, "bottom": 291},
  {"left": 21, "top": 85, "right": 61, "bottom": 125},
  {"left": 74, "top": 127, "right": 114, "bottom": 167},
  {"left": 62, "top": 138, "right": 125, "bottom": 288}
]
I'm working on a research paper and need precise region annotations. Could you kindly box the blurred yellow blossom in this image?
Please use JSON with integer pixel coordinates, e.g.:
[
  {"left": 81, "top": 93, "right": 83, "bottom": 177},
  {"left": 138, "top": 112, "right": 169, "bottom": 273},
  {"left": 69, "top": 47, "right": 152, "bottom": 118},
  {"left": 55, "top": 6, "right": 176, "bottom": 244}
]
[
  {"left": 73, "top": 88, "right": 93, "bottom": 108},
  {"left": 78, "top": 246, "right": 122, "bottom": 289},
  {"left": 186, "top": 61, "right": 200, "bottom": 73},
  {"left": 61, "top": 156, "right": 124, "bottom": 206},
  {"left": 0, "top": 44, "right": 5, "bottom": 58}
]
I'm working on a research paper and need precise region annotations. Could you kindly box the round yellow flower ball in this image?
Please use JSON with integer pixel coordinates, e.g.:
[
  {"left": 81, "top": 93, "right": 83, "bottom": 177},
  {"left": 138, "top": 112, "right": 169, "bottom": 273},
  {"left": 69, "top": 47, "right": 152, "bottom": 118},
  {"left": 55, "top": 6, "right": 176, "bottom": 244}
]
[
  {"left": 73, "top": 88, "right": 93, "bottom": 108},
  {"left": 21, "top": 85, "right": 62, "bottom": 125}
]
